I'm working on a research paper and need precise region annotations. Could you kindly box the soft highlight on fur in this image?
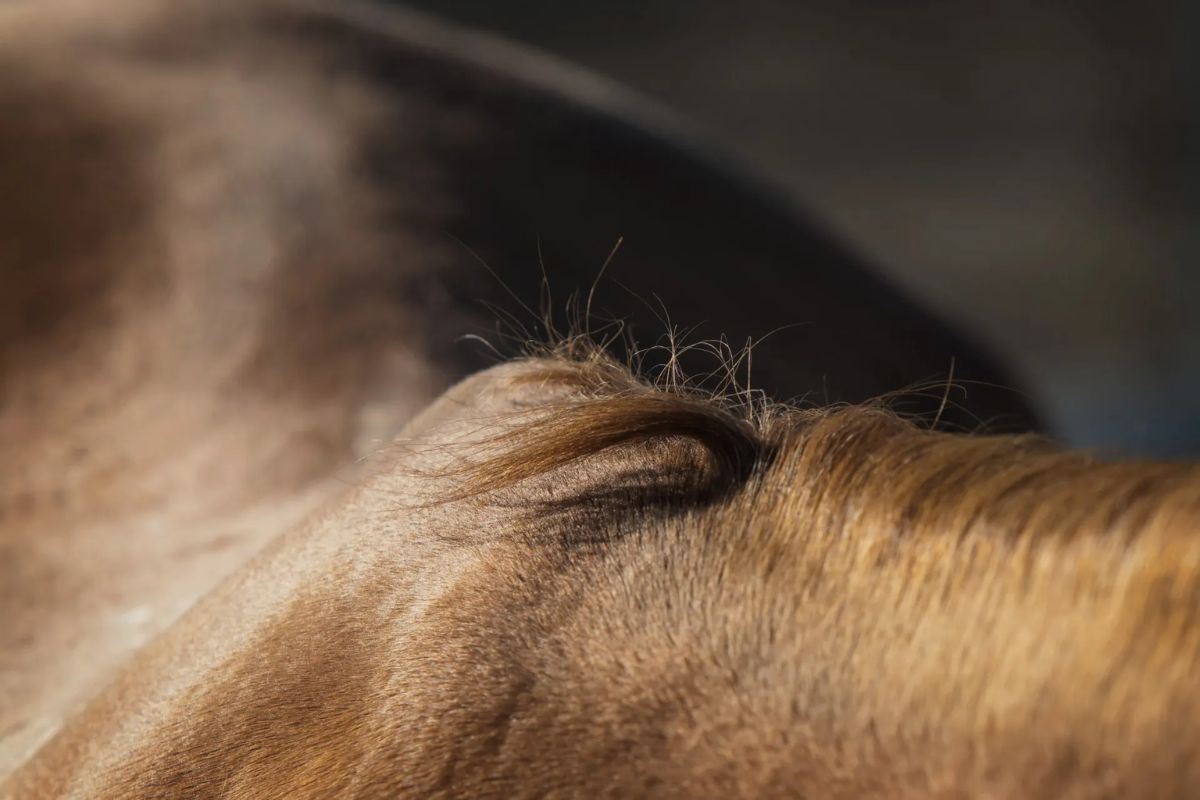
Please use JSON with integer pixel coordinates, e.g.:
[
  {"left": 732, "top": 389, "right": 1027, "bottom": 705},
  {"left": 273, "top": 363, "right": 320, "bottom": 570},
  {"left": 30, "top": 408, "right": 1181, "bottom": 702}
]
[
  {"left": 426, "top": 347, "right": 1200, "bottom": 795},
  {"left": 7, "top": 346, "right": 1199, "bottom": 797}
]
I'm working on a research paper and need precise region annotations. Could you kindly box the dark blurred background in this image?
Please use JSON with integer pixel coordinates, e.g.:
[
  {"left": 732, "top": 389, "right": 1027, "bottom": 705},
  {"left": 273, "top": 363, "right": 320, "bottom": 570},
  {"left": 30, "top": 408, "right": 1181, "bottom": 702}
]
[{"left": 400, "top": 0, "right": 1199, "bottom": 457}]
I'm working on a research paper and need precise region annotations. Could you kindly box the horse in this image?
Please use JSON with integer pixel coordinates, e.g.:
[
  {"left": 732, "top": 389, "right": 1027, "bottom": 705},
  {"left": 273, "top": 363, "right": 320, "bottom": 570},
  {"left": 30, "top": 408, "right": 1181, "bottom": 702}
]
[{"left": 6, "top": 0, "right": 1195, "bottom": 797}]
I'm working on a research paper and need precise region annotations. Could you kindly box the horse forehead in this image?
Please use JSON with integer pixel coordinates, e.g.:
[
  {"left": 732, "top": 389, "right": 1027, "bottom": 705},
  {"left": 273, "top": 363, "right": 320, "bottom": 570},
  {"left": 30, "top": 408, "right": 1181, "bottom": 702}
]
[{"left": 386, "top": 359, "right": 585, "bottom": 454}]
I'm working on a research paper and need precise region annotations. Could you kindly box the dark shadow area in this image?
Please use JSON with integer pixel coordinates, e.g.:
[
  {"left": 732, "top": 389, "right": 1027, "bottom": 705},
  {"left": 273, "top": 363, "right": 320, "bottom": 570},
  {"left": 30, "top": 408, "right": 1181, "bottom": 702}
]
[{"left": 398, "top": 0, "right": 1200, "bottom": 457}]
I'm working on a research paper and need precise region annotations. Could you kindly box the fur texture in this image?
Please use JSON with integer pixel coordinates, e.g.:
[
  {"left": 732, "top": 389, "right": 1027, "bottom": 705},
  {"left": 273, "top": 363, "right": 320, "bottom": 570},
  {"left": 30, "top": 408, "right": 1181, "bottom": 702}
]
[
  {"left": 7, "top": 353, "right": 1199, "bottom": 797},
  {"left": 6, "top": 0, "right": 1176, "bottom": 797}
]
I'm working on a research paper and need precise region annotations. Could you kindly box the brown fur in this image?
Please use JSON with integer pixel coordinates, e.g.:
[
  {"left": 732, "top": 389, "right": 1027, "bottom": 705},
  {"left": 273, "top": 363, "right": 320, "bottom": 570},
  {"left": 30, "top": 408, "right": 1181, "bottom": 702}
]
[
  {"left": 7, "top": 352, "right": 1200, "bottom": 797},
  {"left": 3, "top": 0, "right": 1195, "bottom": 797},
  {"left": 0, "top": 0, "right": 456, "bottom": 773}
]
